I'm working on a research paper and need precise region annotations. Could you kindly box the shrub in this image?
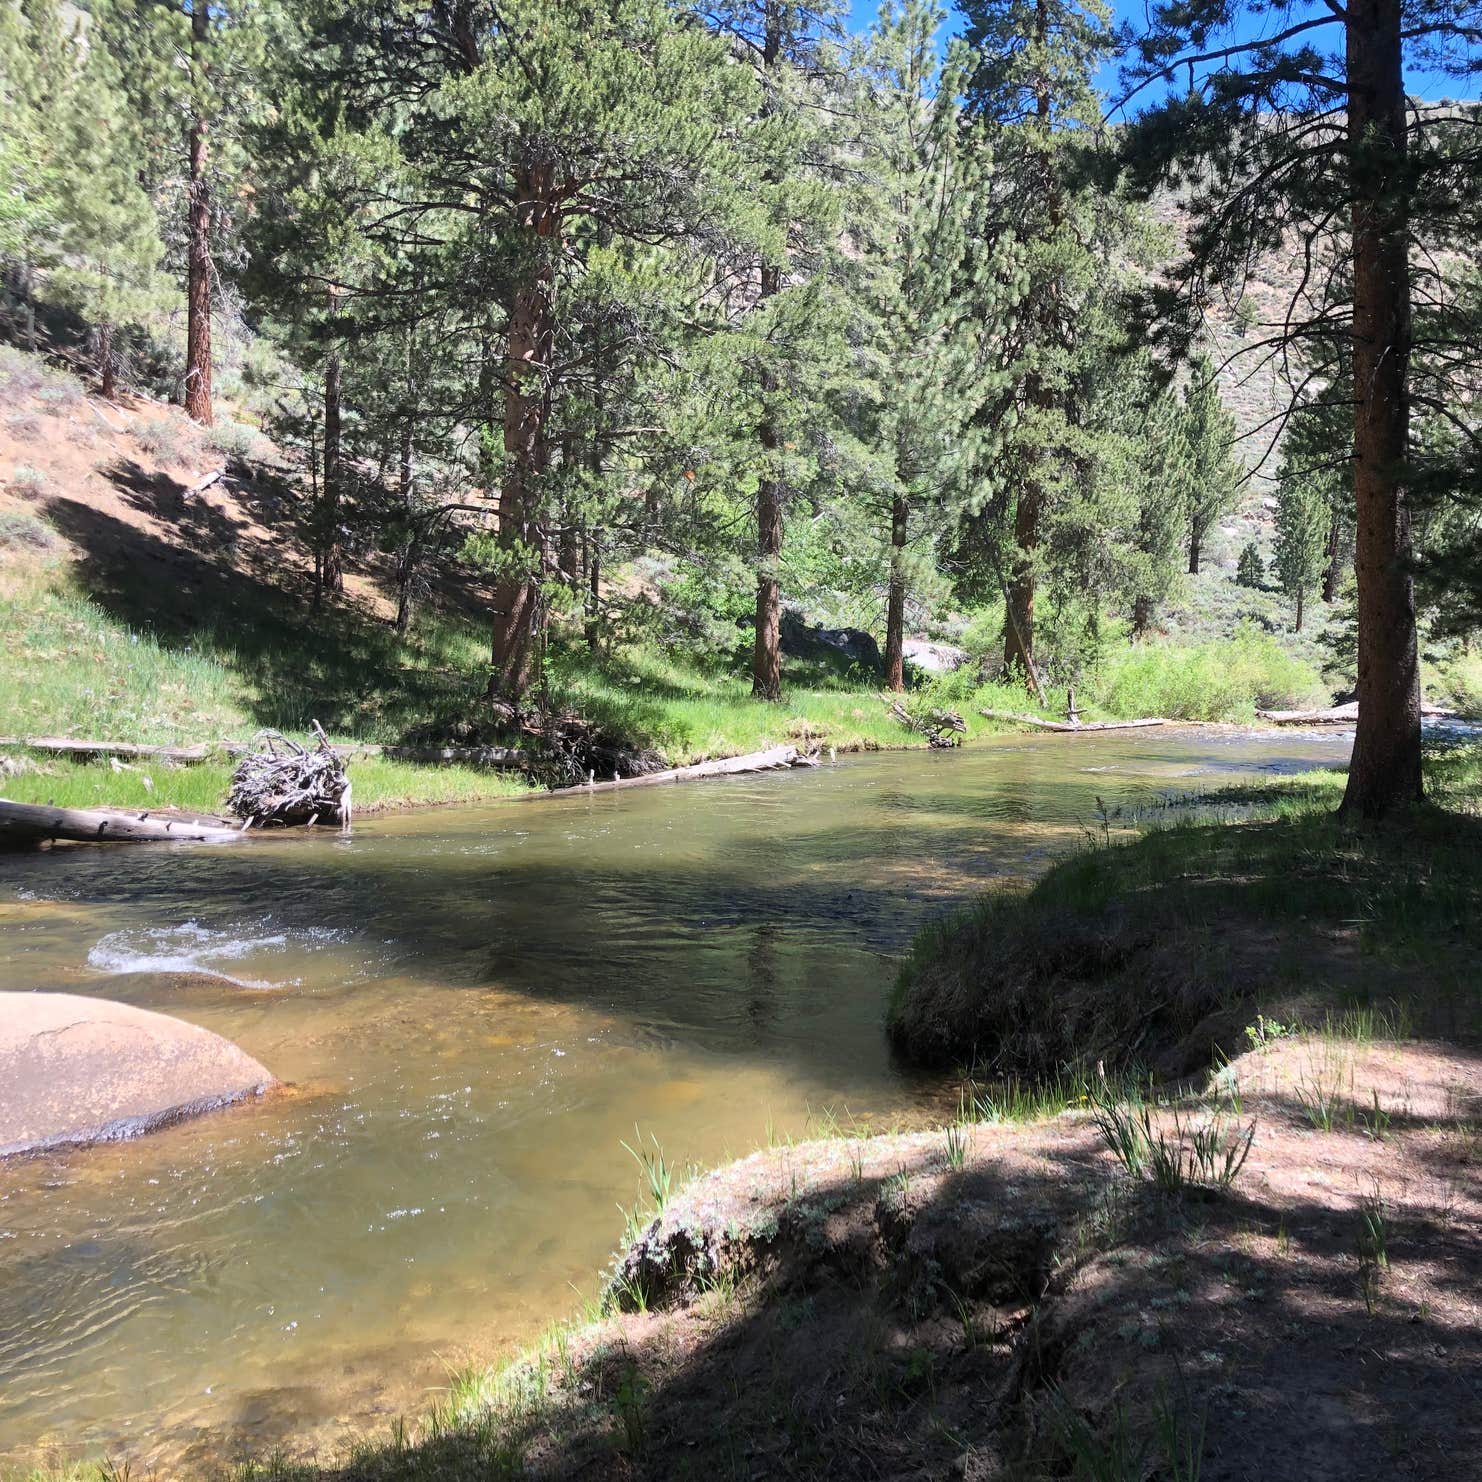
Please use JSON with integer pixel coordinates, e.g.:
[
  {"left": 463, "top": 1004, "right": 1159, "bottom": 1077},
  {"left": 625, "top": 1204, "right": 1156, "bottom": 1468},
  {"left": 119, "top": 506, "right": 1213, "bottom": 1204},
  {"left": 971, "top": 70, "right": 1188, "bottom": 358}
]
[
  {"left": 7, "top": 463, "right": 47, "bottom": 499},
  {"left": 132, "top": 417, "right": 184, "bottom": 463},
  {"left": 1431, "top": 648, "right": 1482, "bottom": 718},
  {"left": 1235, "top": 542, "right": 1265, "bottom": 588},
  {"left": 6, "top": 412, "right": 43, "bottom": 442},
  {"left": 1091, "top": 625, "right": 1326, "bottom": 721},
  {"left": 207, "top": 418, "right": 262, "bottom": 460},
  {"left": 0, "top": 509, "right": 59, "bottom": 551}
]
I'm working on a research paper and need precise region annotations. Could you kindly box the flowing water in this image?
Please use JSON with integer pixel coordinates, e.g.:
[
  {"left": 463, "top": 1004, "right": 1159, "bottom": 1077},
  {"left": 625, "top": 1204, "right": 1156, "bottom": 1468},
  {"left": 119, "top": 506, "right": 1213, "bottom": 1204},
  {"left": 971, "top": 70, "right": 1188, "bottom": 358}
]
[{"left": 0, "top": 729, "right": 1350, "bottom": 1470}]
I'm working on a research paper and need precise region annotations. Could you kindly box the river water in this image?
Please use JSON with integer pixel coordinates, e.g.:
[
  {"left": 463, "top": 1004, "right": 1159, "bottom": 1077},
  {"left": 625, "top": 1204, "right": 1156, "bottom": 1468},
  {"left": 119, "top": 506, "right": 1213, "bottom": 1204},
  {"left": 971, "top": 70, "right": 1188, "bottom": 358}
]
[{"left": 0, "top": 729, "right": 1349, "bottom": 1470}]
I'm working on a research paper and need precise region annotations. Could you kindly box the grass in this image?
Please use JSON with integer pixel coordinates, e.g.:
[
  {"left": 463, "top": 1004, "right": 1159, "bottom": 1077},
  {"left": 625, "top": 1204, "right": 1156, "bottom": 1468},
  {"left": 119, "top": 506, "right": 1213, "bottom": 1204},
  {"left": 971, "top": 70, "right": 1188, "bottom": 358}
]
[
  {"left": 1091, "top": 1092, "right": 1256, "bottom": 1196},
  {"left": 1088, "top": 623, "right": 1327, "bottom": 722},
  {"left": 890, "top": 741, "right": 1482, "bottom": 1071}
]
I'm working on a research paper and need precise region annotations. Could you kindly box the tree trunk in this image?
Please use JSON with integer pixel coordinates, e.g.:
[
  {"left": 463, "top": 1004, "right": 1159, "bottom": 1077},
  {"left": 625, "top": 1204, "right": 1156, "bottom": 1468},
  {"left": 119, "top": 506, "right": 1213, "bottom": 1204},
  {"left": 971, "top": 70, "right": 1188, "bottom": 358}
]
[
  {"left": 750, "top": 269, "right": 784, "bottom": 701},
  {"left": 489, "top": 163, "right": 558, "bottom": 701},
  {"left": 183, "top": 0, "right": 213, "bottom": 427},
  {"left": 884, "top": 492, "right": 909, "bottom": 692},
  {"left": 98, "top": 322, "right": 116, "bottom": 401},
  {"left": 320, "top": 295, "right": 344, "bottom": 599},
  {"left": 1188, "top": 529, "right": 1201, "bottom": 575},
  {"left": 585, "top": 527, "right": 601, "bottom": 652},
  {"left": 1132, "top": 593, "right": 1154, "bottom": 639},
  {"left": 1295, "top": 586, "right": 1305, "bottom": 633},
  {"left": 394, "top": 423, "right": 415, "bottom": 633},
  {"left": 1339, "top": 0, "right": 1422, "bottom": 820},
  {"left": 1322, "top": 508, "right": 1342, "bottom": 602},
  {"left": 1002, "top": 470, "right": 1043, "bottom": 677}
]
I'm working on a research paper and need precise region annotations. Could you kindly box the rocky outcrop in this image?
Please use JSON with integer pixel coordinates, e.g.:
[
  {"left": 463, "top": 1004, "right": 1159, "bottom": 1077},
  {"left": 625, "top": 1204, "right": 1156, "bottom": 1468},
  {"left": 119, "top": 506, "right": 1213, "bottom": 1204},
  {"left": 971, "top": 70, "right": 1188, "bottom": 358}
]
[
  {"left": 778, "top": 609, "right": 883, "bottom": 674},
  {"left": 902, "top": 638, "right": 969, "bottom": 673},
  {"left": 0, "top": 992, "right": 276, "bottom": 1156}
]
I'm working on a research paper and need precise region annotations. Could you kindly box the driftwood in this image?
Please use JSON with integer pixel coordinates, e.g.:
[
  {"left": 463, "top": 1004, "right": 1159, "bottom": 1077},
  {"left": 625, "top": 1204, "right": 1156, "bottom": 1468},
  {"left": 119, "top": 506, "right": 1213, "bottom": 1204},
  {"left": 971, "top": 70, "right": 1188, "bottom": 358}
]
[
  {"left": 1255, "top": 700, "right": 1459, "bottom": 725},
  {"left": 978, "top": 709, "right": 1168, "bottom": 733},
  {"left": 227, "top": 724, "right": 352, "bottom": 829},
  {"left": 553, "top": 744, "right": 801, "bottom": 795},
  {"left": 888, "top": 700, "right": 967, "bottom": 748},
  {"left": 0, "top": 736, "right": 214, "bottom": 764},
  {"left": 0, "top": 798, "right": 241, "bottom": 845}
]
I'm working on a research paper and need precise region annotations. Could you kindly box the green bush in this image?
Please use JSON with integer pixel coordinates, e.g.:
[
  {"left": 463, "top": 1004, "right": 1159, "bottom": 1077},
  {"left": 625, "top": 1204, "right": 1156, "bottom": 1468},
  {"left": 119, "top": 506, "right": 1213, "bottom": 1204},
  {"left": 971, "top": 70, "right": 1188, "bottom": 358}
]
[
  {"left": 1091, "top": 625, "right": 1328, "bottom": 721},
  {"left": 1236, "top": 542, "right": 1265, "bottom": 588},
  {"left": 1431, "top": 649, "right": 1482, "bottom": 717}
]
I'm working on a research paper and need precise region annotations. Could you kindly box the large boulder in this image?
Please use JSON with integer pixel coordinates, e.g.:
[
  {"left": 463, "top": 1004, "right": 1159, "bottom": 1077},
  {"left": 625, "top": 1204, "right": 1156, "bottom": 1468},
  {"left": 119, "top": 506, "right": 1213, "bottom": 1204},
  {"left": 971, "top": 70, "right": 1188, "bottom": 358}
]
[
  {"left": 779, "top": 610, "right": 883, "bottom": 674},
  {"left": 902, "top": 639, "right": 969, "bottom": 674},
  {"left": 0, "top": 992, "right": 276, "bottom": 1157}
]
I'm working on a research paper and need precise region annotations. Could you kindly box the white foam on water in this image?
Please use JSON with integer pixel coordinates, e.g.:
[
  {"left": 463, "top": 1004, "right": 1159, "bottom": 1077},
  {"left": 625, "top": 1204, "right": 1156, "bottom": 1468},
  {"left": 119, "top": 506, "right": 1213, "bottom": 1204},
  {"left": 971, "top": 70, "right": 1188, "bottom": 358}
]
[{"left": 86, "top": 920, "right": 341, "bottom": 989}]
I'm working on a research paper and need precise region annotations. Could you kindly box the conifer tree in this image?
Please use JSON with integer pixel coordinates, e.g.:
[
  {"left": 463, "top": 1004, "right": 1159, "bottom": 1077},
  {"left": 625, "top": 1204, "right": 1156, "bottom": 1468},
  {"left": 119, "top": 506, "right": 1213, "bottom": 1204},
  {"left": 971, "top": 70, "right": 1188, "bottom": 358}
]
[
  {"left": 1181, "top": 356, "right": 1241, "bottom": 575},
  {"left": 701, "top": 1, "right": 846, "bottom": 700},
  {"left": 850, "top": 0, "right": 1015, "bottom": 690},
  {"left": 1119, "top": 0, "right": 1482, "bottom": 817},
  {"left": 957, "top": 0, "right": 1126, "bottom": 686},
  {"left": 1274, "top": 464, "right": 1330, "bottom": 633}
]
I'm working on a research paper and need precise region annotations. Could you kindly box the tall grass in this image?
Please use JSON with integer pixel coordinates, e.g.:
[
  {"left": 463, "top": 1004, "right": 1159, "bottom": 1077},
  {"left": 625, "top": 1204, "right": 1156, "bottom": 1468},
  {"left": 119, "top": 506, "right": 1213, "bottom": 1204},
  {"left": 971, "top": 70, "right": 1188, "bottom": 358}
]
[{"left": 1090, "top": 625, "right": 1327, "bottom": 722}]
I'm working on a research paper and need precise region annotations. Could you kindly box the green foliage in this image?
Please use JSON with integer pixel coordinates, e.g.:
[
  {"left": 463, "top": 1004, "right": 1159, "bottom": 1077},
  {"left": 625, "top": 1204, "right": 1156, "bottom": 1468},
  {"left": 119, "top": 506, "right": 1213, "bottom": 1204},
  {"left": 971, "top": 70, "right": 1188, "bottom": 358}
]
[
  {"left": 1092, "top": 624, "right": 1326, "bottom": 721},
  {"left": 1235, "top": 543, "right": 1265, "bottom": 589}
]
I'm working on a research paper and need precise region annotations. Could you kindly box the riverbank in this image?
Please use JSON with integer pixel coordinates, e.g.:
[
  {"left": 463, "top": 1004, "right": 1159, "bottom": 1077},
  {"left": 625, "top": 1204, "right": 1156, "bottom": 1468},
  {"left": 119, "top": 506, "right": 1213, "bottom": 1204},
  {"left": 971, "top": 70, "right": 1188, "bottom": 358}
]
[{"left": 107, "top": 1029, "right": 1468, "bottom": 1482}]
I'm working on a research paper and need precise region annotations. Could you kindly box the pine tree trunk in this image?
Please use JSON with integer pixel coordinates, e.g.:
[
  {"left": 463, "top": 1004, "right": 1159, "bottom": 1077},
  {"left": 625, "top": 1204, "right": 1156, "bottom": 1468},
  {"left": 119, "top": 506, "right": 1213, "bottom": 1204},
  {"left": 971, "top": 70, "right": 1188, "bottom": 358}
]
[
  {"left": 1188, "top": 530, "right": 1201, "bottom": 575},
  {"left": 490, "top": 163, "right": 557, "bottom": 701},
  {"left": 321, "top": 297, "right": 344, "bottom": 598},
  {"left": 98, "top": 322, "right": 116, "bottom": 401},
  {"left": 751, "top": 287, "right": 784, "bottom": 700},
  {"left": 183, "top": 0, "right": 213, "bottom": 427},
  {"left": 1322, "top": 508, "right": 1342, "bottom": 602},
  {"left": 1295, "top": 586, "right": 1305, "bottom": 633},
  {"left": 1002, "top": 471, "right": 1042, "bottom": 677},
  {"left": 586, "top": 531, "right": 601, "bottom": 652},
  {"left": 1132, "top": 593, "right": 1154, "bottom": 639},
  {"left": 1339, "top": 0, "right": 1422, "bottom": 820},
  {"left": 395, "top": 423, "right": 415, "bottom": 633},
  {"left": 884, "top": 492, "right": 909, "bottom": 692}
]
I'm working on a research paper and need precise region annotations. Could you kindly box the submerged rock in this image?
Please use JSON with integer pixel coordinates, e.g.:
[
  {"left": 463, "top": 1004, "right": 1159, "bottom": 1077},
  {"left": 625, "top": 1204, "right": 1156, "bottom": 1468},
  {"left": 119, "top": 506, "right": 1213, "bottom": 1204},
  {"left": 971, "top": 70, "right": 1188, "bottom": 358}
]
[{"left": 0, "top": 992, "right": 276, "bottom": 1157}]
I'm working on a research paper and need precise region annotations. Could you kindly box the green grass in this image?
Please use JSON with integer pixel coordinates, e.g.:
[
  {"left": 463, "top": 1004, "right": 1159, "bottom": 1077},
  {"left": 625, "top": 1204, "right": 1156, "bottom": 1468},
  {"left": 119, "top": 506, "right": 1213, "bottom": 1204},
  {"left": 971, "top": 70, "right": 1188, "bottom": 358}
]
[
  {"left": 1088, "top": 624, "right": 1327, "bottom": 722},
  {"left": 0, "top": 756, "right": 532, "bottom": 814},
  {"left": 890, "top": 741, "right": 1482, "bottom": 1070}
]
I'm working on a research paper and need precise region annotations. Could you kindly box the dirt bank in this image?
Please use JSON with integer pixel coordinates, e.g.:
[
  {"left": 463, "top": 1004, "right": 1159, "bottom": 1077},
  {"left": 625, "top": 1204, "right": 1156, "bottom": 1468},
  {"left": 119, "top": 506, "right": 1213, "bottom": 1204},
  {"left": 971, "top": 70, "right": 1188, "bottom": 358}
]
[{"left": 249, "top": 1033, "right": 1479, "bottom": 1481}]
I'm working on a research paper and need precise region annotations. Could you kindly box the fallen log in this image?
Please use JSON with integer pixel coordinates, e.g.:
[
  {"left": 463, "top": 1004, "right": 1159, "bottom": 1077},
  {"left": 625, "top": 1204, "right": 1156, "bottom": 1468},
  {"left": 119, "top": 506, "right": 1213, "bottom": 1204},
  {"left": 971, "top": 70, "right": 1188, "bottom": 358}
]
[
  {"left": 0, "top": 736, "right": 213, "bottom": 764},
  {"left": 978, "top": 709, "right": 1168, "bottom": 733},
  {"left": 0, "top": 798, "right": 242, "bottom": 845},
  {"left": 553, "top": 744, "right": 801, "bottom": 796},
  {"left": 1256, "top": 700, "right": 1459, "bottom": 725}
]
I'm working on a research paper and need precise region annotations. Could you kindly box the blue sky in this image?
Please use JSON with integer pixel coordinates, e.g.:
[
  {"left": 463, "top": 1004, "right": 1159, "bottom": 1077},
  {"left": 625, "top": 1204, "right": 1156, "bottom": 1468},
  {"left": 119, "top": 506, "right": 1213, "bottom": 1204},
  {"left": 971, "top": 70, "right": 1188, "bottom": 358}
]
[{"left": 843, "top": 0, "right": 1480, "bottom": 106}]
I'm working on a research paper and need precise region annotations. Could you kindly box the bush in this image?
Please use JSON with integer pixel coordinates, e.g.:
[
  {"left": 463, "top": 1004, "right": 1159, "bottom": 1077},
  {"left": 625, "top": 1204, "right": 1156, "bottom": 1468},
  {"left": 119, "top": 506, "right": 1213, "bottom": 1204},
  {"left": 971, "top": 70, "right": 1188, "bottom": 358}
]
[
  {"left": 7, "top": 412, "right": 43, "bottom": 442},
  {"left": 1431, "top": 649, "right": 1482, "bottom": 718},
  {"left": 132, "top": 416, "right": 185, "bottom": 463},
  {"left": 207, "top": 418, "right": 263, "bottom": 460},
  {"left": 1091, "top": 625, "right": 1327, "bottom": 721},
  {"left": 7, "top": 463, "right": 48, "bottom": 498},
  {"left": 0, "top": 509, "right": 59, "bottom": 551},
  {"left": 1235, "top": 542, "right": 1265, "bottom": 588}
]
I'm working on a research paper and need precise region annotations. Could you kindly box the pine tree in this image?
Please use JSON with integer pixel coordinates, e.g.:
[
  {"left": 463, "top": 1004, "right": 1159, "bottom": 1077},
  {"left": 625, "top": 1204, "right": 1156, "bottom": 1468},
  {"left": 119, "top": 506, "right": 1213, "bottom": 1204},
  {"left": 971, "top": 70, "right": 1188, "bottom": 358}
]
[
  {"left": 1181, "top": 356, "right": 1241, "bottom": 575},
  {"left": 0, "top": 0, "right": 164, "bottom": 387},
  {"left": 1274, "top": 470, "right": 1329, "bottom": 633},
  {"left": 1236, "top": 543, "right": 1265, "bottom": 589},
  {"left": 957, "top": 0, "right": 1125, "bottom": 689},
  {"left": 849, "top": 0, "right": 1016, "bottom": 691},
  {"left": 702, "top": 1, "right": 846, "bottom": 701}
]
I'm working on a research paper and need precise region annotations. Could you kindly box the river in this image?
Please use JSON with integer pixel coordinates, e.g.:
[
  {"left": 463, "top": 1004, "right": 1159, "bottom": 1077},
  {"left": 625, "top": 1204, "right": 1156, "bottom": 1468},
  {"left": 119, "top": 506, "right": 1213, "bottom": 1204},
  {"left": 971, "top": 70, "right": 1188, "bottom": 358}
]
[{"left": 0, "top": 729, "right": 1349, "bottom": 1471}]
